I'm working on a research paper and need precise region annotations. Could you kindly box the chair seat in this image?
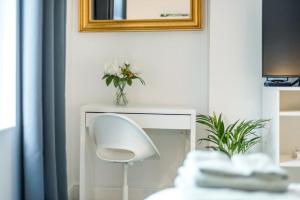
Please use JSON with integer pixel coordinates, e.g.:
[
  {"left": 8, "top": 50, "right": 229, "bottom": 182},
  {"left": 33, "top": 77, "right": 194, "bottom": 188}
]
[{"left": 96, "top": 147, "right": 135, "bottom": 162}]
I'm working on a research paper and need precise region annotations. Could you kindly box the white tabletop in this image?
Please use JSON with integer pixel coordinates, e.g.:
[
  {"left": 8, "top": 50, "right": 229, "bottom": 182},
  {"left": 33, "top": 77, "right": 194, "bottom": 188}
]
[{"left": 81, "top": 103, "right": 196, "bottom": 115}]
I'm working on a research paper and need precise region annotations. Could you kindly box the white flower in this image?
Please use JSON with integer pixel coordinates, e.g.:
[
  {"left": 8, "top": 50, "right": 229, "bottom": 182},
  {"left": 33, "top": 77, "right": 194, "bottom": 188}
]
[
  {"left": 120, "top": 63, "right": 126, "bottom": 70},
  {"left": 130, "top": 65, "right": 141, "bottom": 74},
  {"left": 124, "top": 60, "right": 130, "bottom": 66},
  {"left": 104, "top": 63, "right": 111, "bottom": 74},
  {"left": 112, "top": 59, "right": 120, "bottom": 67},
  {"left": 116, "top": 67, "right": 122, "bottom": 77},
  {"left": 104, "top": 60, "right": 122, "bottom": 76}
]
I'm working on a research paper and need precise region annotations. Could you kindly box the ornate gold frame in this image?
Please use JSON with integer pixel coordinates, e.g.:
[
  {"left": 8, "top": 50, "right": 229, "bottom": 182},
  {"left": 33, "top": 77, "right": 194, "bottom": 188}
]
[{"left": 79, "top": 0, "right": 202, "bottom": 32}]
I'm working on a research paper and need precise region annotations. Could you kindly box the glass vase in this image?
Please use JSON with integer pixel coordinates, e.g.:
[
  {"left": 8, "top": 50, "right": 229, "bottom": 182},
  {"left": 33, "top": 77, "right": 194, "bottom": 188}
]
[{"left": 115, "top": 87, "right": 128, "bottom": 106}]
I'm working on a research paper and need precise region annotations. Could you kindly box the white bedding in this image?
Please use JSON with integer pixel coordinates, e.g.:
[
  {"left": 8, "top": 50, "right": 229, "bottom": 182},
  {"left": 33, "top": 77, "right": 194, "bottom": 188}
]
[
  {"left": 147, "top": 151, "right": 300, "bottom": 200},
  {"left": 146, "top": 185, "right": 300, "bottom": 200}
]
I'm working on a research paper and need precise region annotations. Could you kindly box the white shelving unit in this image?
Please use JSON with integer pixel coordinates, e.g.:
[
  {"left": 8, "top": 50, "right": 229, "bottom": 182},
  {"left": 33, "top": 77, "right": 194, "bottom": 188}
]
[
  {"left": 280, "top": 111, "right": 300, "bottom": 117},
  {"left": 280, "top": 155, "right": 300, "bottom": 167},
  {"left": 263, "top": 87, "right": 300, "bottom": 168}
]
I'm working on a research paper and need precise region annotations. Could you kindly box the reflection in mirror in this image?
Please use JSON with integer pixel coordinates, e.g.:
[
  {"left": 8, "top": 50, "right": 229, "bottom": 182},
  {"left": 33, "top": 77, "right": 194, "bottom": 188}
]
[{"left": 93, "top": 0, "right": 191, "bottom": 20}]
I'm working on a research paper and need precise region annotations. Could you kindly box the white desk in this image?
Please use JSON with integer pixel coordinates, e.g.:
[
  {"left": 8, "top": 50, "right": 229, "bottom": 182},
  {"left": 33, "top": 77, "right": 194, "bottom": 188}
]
[{"left": 80, "top": 103, "right": 196, "bottom": 200}]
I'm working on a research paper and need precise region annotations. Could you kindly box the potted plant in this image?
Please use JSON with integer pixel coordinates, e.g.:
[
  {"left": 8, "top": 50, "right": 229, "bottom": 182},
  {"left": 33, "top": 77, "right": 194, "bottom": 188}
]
[
  {"left": 197, "top": 113, "right": 270, "bottom": 157},
  {"left": 102, "top": 60, "right": 145, "bottom": 106}
]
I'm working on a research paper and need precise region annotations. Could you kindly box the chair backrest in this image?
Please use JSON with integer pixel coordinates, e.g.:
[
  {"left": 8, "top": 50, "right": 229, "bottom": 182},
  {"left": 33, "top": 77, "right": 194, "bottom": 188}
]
[{"left": 90, "top": 113, "right": 160, "bottom": 163}]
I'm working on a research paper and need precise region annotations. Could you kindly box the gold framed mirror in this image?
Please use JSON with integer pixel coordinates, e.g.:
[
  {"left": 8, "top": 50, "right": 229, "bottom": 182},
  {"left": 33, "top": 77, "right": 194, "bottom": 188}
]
[{"left": 79, "top": 0, "right": 202, "bottom": 32}]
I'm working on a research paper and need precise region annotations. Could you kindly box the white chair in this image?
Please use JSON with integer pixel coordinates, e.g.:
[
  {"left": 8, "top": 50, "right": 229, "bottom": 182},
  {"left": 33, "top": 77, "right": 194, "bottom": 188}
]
[{"left": 90, "top": 113, "right": 160, "bottom": 200}]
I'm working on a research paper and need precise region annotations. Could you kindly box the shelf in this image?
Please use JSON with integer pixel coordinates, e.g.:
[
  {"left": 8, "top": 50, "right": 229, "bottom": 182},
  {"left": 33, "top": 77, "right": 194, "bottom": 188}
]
[
  {"left": 280, "top": 111, "right": 300, "bottom": 116},
  {"left": 263, "top": 89, "right": 300, "bottom": 168},
  {"left": 280, "top": 155, "right": 300, "bottom": 167}
]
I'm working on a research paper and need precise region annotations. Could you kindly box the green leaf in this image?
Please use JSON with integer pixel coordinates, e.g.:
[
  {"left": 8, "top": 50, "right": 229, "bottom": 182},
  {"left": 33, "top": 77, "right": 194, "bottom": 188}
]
[
  {"left": 127, "top": 79, "right": 132, "bottom": 86},
  {"left": 137, "top": 77, "right": 145, "bottom": 85},
  {"left": 102, "top": 74, "right": 109, "bottom": 79},
  {"left": 196, "top": 113, "right": 270, "bottom": 157},
  {"left": 113, "top": 77, "right": 119, "bottom": 88},
  {"left": 106, "top": 76, "right": 114, "bottom": 86}
]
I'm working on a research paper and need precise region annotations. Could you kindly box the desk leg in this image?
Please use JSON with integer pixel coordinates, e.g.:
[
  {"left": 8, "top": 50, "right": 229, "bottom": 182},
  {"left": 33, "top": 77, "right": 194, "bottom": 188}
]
[
  {"left": 190, "top": 114, "right": 196, "bottom": 151},
  {"left": 80, "top": 113, "right": 95, "bottom": 200},
  {"left": 79, "top": 141, "right": 85, "bottom": 199},
  {"left": 79, "top": 113, "right": 87, "bottom": 200},
  {"left": 80, "top": 131, "right": 97, "bottom": 200}
]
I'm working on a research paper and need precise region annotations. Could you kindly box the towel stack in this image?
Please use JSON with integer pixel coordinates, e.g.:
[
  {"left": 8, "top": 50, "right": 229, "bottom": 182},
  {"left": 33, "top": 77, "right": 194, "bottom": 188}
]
[{"left": 175, "top": 151, "right": 289, "bottom": 192}]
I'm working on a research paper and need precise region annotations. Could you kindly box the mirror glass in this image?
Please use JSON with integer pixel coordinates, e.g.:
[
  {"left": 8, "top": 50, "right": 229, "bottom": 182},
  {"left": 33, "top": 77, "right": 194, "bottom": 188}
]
[{"left": 92, "top": 0, "right": 191, "bottom": 20}]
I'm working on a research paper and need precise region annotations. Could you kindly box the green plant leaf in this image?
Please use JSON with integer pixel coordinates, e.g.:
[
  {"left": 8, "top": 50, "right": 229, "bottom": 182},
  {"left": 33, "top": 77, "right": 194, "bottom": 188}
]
[
  {"left": 113, "top": 76, "right": 120, "bottom": 88},
  {"left": 196, "top": 113, "right": 270, "bottom": 157},
  {"left": 127, "top": 79, "right": 132, "bottom": 86},
  {"left": 106, "top": 76, "right": 114, "bottom": 86},
  {"left": 102, "top": 74, "right": 109, "bottom": 79},
  {"left": 134, "top": 77, "right": 145, "bottom": 85}
]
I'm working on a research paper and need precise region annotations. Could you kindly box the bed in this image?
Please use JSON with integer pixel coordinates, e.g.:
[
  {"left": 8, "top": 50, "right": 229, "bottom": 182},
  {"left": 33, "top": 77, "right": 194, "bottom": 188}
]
[
  {"left": 146, "top": 185, "right": 300, "bottom": 200},
  {"left": 146, "top": 151, "right": 300, "bottom": 200}
]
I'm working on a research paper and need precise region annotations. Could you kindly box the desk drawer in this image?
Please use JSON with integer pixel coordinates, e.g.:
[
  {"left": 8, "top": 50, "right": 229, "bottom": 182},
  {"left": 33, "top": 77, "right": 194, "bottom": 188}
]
[{"left": 85, "top": 112, "right": 191, "bottom": 130}]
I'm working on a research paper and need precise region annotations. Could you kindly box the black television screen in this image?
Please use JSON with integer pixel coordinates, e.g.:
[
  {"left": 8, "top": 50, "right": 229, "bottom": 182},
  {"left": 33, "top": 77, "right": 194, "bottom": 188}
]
[{"left": 263, "top": 0, "right": 300, "bottom": 77}]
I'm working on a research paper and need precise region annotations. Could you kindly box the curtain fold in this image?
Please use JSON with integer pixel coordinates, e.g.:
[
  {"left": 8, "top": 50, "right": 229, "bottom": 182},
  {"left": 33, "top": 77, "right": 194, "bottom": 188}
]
[{"left": 20, "top": 0, "right": 67, "bottom": 199}]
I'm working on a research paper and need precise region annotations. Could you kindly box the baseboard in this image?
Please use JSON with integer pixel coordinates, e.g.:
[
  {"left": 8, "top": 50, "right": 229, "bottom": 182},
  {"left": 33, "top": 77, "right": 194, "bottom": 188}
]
[{"left": 68, "top": 184, "right": 166, "bottom": 200}]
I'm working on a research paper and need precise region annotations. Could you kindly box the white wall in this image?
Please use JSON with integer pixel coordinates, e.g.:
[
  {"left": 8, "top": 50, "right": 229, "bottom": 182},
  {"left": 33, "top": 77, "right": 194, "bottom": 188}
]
[
  {"left": 66, "top": 0, "right": 209, "bottom": 193},
  {"left": 66, "top": 0, "right": 267, "bottom": 198},
  {"left": 209, "top": 0, "right": 262, "bottom": 122},
  {"left": 208, "top": 1, "right": 300, "bottom": 182}
]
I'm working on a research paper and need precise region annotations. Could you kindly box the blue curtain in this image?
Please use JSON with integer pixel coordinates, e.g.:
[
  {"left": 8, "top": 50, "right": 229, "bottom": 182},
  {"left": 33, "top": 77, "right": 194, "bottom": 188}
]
[{"left": 19, "top": 0, "right": 67, "bottom": 199}]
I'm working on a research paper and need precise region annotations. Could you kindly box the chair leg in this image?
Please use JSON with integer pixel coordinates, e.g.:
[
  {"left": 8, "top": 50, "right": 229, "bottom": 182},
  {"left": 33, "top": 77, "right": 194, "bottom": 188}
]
[{"left": 122, "top": 163, "right": 128, "bottom": 200}]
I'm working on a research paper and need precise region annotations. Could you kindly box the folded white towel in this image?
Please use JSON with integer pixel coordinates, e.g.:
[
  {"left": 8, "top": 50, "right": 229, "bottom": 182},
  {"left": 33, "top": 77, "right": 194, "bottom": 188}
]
[
  {"left": 175, "top": 151, "right": 289, "bottom": 192},
  {"left": 175, "top": 166, "right": 289, "bottom": 192},
  {"left": 184, "top": 151, "right": 287, "bottom": 178}
]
